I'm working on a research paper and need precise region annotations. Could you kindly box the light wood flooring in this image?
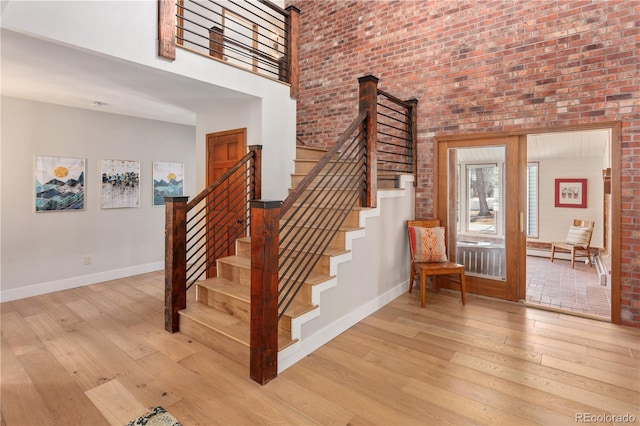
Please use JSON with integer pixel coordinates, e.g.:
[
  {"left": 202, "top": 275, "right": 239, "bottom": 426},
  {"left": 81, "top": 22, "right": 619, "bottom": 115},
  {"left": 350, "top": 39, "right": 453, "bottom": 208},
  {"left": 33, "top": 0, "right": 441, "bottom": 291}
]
[{"left": 2, "top": 271, "right": 639, "bottom": 425}]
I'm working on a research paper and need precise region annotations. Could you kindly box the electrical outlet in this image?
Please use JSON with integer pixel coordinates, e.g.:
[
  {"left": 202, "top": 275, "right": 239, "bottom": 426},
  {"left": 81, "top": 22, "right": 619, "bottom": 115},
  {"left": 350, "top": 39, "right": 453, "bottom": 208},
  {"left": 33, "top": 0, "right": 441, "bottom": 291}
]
[{"left": 84, "top": 255, "right": 92, "bottom": 265}]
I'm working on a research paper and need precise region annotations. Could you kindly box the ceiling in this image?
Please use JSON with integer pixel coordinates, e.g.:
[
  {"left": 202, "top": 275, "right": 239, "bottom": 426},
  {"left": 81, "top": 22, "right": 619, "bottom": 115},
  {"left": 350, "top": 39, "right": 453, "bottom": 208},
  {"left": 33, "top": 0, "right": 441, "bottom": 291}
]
[{"left": 1, "top": 29, "right": 251, "bottom": 126}]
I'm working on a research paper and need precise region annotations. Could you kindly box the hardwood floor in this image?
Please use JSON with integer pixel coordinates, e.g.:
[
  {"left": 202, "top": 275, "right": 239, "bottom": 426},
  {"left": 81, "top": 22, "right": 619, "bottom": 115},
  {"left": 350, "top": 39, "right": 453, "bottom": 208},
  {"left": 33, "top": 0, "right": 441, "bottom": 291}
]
[{"left": 2, "top": 271, "right": 639, "bottom": 425}]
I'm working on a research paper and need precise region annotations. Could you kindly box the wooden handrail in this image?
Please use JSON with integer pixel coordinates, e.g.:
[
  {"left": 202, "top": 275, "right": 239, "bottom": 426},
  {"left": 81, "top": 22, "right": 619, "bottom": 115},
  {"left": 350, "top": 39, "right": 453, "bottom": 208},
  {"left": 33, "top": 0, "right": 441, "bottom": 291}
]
[
  {"left": 187, "top": 149, "right": 257, "bottom": 210},
  {"left": 280, "top": 111, "right": 367, "bottom": 215}
]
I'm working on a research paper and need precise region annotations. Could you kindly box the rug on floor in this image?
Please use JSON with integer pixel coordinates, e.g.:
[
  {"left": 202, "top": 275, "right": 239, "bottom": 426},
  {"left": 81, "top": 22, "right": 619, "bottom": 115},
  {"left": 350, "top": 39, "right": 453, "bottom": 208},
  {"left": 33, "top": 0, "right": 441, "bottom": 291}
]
[{"left": 126, "top": 406, "right": 182, "bottom": 426}]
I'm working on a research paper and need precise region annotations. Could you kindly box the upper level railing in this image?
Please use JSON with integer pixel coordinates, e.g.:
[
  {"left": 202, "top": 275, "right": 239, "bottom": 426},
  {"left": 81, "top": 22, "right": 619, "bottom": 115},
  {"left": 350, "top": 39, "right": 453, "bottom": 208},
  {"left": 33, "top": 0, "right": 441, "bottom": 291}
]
[
  {"left": 158, "top": 0, "right": 299, "bottom": 98},
  {"left": 376, "top": 89, "right": 417, "bottom": 187}
]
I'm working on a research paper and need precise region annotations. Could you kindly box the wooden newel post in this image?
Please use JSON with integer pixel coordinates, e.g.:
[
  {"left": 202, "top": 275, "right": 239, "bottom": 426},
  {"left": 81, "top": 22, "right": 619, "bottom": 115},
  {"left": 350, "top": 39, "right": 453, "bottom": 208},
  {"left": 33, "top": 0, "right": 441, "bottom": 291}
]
[
  {"left": 209, "top": 26, "right": 224, "bottom": 59},
  {"left": 285, "top": 6, "right": 300, "bottom": 99},
  {"left": 358, "top": 74, "right": 379, "bottom": 208},
  {"left": 158, "top": 0, "right": 176, "bottom": 61},
  {"left": 406, "top": 98, "right": 419, "bottom": 179},
  {"left": 250, "top": 200, "right": 281, "bottom": 384},
  {"left": 164, "top": 196, "right": 189, "bottom": 332}
]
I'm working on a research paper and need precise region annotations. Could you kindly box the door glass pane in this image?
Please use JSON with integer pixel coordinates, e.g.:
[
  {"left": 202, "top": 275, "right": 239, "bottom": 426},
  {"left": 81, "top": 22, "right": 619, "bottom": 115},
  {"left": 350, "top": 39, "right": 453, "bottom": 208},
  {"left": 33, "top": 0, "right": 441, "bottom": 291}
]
[{"left": 450, "top": 146, "right": 506, "bottom": 280}]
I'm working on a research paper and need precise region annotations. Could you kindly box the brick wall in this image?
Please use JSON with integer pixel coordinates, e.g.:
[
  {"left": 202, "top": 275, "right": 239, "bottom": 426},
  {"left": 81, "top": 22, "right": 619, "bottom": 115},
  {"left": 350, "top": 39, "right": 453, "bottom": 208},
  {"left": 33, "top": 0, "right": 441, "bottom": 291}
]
[{"left": 288, "top": 0, "right": 639, "bottom": 326}]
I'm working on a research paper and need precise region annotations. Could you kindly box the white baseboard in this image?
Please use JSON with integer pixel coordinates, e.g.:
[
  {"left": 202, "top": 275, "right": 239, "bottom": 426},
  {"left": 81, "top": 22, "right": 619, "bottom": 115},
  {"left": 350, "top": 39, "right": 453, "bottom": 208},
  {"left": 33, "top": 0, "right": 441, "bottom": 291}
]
[
  {"left": 0, "top": 262, "right": 164, "bottom": 302},
  {"left": 278, "top": 279, "right": 408, "bottom": 373}
]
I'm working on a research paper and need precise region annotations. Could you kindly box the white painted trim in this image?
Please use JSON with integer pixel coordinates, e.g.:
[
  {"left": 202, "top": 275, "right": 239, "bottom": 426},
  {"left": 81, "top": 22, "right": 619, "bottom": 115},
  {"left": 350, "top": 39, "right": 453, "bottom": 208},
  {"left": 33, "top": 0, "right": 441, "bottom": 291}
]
[
  {"left": 278, "top": 174, "right": 415, "bottom": 372},
  {"left": 278, "top": 279, "right": 409, "bottom": 372},
  {"left": 0, "top": 262, "right": 163, "bottom": 302}
]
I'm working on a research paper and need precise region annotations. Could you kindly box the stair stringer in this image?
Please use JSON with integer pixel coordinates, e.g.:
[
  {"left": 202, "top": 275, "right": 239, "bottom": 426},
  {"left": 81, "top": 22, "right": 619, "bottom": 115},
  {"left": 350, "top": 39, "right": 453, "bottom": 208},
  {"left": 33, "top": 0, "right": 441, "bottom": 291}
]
[{"left": 278, "top": 174, "right": 415, "bottom": 372}]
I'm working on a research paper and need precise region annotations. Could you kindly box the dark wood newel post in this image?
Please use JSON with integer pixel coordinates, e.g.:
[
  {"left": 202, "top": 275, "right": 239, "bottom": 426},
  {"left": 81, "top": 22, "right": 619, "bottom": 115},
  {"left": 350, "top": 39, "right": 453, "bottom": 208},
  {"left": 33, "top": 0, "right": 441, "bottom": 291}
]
[
  {"left": 208, "top": 26, "right": 224, "bottom": 59},
  {"left": 286, "top": 6, "right": 300, "bottom": 99},
  {"left": 164, "top": 196, "right": 188, "bottom": 332},
  {"left": 358, "top": 74, "right": 379, "bottom": 208},
  {"left": 250, "top": 200, "right": 281, "bottom": 385}
]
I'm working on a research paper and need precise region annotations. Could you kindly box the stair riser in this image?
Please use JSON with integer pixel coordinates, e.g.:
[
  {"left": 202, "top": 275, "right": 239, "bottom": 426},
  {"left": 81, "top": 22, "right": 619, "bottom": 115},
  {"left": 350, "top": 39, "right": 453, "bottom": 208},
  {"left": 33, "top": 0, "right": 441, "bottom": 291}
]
[
  {"left": 197, "top": 285, "right": 250, "bottom": 323},
  {"left": 280, "top": 250, "right": 333, "bottom": 275},
  {"left": 217, "top": 261, "right": 250, "bottom": 286},
  {"left": 236, "top": 239, "right": 251, "bottom": 258},
  {"left": 280, "top": 227, "right": 347, "bottom": 251},
  {"left": 179, "top": 314, "right": 250, "bottom": 357},
  {"left": 295, "top": 147, "right": 326, "bottom": 160},
  {"left": 294, "top": 160, "right": 357, "bottom": 174},
  {"left": 282, "top": 207, "right": 360, "bottom": 228},
  {"left": 287, "top": 189, "right": 362, "bottom": 207},
  {"left": 290, "top": 174, "right": 363, "bottom": 188}
]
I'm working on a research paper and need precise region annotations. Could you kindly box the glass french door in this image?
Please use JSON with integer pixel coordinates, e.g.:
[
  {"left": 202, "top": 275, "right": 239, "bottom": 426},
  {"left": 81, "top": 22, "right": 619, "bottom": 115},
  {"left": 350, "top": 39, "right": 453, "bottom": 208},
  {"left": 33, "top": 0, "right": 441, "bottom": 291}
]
[{"left": 438, "top": 137, "right": 524, "bottom": 301}]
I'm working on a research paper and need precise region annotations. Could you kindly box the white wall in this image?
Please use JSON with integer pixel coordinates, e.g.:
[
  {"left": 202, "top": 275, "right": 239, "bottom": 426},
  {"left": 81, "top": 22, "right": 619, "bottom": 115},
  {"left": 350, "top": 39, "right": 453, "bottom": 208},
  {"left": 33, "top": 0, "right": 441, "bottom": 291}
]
[
  {"left": 303, "top": 182, "right": 414, "bottom": 337},
  {"left": 0, "top": 97, "right": 196, "bottom": 300},
  {"left": 196, "top": 99, "right": 295, "bottom": 200},
  {"left": 2, "top": 0, "right": 297, "bottom": 199},
  {"left": 536, "top": 157, "right": 604, "bottom": 248}
]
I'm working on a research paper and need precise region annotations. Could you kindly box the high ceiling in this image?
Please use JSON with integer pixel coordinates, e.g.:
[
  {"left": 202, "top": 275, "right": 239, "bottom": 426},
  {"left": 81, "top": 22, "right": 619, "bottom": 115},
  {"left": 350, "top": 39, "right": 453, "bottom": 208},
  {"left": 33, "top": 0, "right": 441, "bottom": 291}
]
[{"left": 1, "top": 29, "right": 250, "bottom": 126}]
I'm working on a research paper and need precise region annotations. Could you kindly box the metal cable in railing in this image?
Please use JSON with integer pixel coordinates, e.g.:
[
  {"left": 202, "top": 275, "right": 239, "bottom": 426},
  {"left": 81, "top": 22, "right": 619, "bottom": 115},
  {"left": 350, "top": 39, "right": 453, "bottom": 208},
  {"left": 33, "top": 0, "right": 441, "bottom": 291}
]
[
  {"left": 176, "top": 0, "right": 289, "bottom": 82},
  {"left": 183, "top": 151, "right": 257, "bottom": 290},
  {"left": 277, "top": 112, "right": 367, "bottom": 320},
  {"left": 376, "top": 90, "right": 414, "bottom": 177}
]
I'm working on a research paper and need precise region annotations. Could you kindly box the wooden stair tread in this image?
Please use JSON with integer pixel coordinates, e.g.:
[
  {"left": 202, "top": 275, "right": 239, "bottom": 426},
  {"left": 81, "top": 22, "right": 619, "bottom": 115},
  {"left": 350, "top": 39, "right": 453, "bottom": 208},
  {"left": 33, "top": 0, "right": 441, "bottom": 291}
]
[
  {"left": 198, "top": 277, "right": 248, "bottom": 300},
  {"left": 180, "top": 303, "right": 297, "bottom": 350},
  {"left": 198, "top": 277, "right": 318, "bottom": 320},
  {"left": 236, "top": 237, "right": 350, "bottom": 257},
  {"left": 217, "top": 255, "right": 334, "bottom": 286}
]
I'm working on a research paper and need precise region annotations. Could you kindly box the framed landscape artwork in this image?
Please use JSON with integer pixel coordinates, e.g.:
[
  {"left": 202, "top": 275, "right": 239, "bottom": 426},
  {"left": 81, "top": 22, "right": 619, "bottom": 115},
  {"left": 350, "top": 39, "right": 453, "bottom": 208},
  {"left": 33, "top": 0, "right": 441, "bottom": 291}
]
[
  {"left": 101, "top": 159, "right": 140, "bottom": 209},
  {"left": 555, "top": 178, "right": 587, "bottom": 208},
  {"left": 153, "top": 161, "right": 184, "bottom": 206},
  {"left": 35, "top": 155, "right": 86, "bottom": 212}
]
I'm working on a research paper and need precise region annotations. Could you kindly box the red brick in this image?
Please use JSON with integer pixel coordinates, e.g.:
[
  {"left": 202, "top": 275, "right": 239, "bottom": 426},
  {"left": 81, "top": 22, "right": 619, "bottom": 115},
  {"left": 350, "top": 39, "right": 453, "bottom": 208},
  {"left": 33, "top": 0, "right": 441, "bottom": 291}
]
[{"left": 288, "top": 0, "right": 640, "bottom": 328}]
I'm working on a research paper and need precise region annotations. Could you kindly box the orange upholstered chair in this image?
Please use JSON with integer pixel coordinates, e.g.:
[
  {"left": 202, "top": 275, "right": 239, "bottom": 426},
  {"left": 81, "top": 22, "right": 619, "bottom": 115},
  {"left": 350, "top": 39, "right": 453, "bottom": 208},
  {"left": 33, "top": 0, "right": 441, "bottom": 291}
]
[{"left": 407, "top": 220, "right": 466, "bottom": 307}]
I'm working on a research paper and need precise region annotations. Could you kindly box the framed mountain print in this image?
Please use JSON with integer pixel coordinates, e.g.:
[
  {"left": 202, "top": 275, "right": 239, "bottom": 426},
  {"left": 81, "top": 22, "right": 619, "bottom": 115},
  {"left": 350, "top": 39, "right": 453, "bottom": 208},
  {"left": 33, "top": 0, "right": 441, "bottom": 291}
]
[{"left": 35, "top": 155, "right": 85, "bottom": 212}]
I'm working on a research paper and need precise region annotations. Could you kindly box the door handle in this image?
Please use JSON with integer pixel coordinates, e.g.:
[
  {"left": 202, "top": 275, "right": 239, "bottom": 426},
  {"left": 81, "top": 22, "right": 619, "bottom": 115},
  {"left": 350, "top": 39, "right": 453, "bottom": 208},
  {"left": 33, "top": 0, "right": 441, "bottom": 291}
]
[{"left": 520, "top": 212, "right": 524, "bottom": 233}]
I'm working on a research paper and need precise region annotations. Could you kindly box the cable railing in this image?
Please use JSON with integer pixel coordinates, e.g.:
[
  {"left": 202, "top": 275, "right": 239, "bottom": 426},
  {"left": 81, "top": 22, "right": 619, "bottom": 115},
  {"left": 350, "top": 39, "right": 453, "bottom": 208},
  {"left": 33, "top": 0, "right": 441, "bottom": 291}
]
[
  {"left": 376, "top": 89, "right": 417, "bottom": 186},
  {"left": 184, "top": 152, "right": 258, "bottom": 289},
  {"left": 176, "top": 0, "right": 290, "bottom": 82},
  {"left": 278, "top": 111, "right": 368, "bottom": 320}
]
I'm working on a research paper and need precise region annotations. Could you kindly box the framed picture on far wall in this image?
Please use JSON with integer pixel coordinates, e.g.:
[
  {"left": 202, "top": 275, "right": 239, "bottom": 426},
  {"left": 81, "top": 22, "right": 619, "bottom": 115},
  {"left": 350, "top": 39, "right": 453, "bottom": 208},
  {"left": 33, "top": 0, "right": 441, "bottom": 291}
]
[
  {"left": 35, "top": 155, "right": 86, "bottom": 212},
  {"left": 555, "top": 178, "right": 587, "bottom": 208},
  {"left": 153, "top": 162, "right": 184, "bottom": 206},
  {"left": 101, "top": 159, "right": 140, "bottom": 209}
]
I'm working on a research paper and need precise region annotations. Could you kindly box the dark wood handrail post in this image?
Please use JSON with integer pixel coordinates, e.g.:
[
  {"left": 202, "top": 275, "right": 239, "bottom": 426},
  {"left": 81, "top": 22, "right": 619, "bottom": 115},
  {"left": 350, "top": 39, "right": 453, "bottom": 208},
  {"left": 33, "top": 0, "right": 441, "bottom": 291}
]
[
  {"left": 158, "top": 0, "right": 176, "bottom": 60},
  {"left": 286, "top": 6, "right": 300, "bottom": 99},
  {"left": 407, "top": 98, "right": 419, "bottom": 181},
  {"left": 250, "top": 200, "right": 281, "bottom": 384},
  {"left": 249, "top": 145, "right": 262, "bottom": 200},
  {"left": 209, "top": 26, "right": 224, "bottom": 59},
  {"left": 164, "top": 196, "right": 189, "bottom": 332},
  {"left": 358, "top": 74, "right": 379, "bottom": 208}
]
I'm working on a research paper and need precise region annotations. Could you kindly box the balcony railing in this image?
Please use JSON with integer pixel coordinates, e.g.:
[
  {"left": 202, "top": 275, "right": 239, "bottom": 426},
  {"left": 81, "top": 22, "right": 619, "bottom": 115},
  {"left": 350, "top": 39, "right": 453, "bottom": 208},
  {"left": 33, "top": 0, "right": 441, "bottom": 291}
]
[{"left": 158, "top": 0, "right": 299, "bottom": 97}]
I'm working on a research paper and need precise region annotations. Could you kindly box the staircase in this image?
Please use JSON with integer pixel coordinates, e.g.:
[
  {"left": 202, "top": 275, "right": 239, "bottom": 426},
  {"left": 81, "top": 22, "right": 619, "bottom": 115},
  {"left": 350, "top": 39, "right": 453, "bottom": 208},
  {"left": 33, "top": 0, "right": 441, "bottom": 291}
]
[
  {"left": 177, "top": 145, "right": 371, "bottom": 360},
  {"left": 164, "top": 75, "right": 418, "bottom": 382}
]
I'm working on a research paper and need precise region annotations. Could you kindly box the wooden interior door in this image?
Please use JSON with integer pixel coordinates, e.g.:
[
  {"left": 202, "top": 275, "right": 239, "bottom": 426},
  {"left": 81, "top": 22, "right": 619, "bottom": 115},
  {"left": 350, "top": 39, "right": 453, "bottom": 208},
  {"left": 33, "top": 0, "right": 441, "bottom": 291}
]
[
  {"left": 206, "top": 128, "right": 247, "bottom": 278},
  {"left": 437, "top": 136, "right": 522, "bottom": 301}
]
